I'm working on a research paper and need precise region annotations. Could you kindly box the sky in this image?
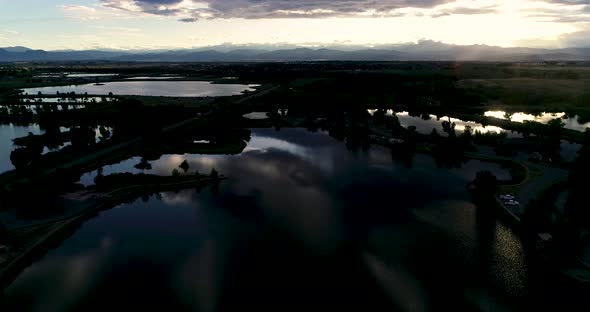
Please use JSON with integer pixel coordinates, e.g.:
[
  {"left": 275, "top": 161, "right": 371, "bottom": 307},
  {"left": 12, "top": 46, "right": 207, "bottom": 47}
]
[{"left": 0, "top": 0, "right": 589, "bottom": 50}]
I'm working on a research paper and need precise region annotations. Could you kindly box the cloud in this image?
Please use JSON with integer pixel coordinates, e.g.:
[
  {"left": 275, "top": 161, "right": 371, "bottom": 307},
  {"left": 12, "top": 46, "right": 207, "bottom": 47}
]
[
  {"left": 97, "top": 0, "right": 590, "bottom": 22},
  {"left": 57, "top": 4, "right": 137, "bottom": 20},
  {"left": 560, "top": 23, "right": 590, "bottom": 46},
  {"left": 101, "top": 0, "right": 459, "bottom": 20},
  {"left": 431, "top": 4, "right": 498, "bottom": 17},
  {"left": 0, "top": 30, "right": 20, "bottom": 42}
]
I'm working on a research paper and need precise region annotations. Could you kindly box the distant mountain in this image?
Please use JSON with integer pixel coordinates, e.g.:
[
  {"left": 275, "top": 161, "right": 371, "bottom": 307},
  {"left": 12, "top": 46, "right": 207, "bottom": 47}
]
[
  {"left": 0, "top": 46, "right": 32, "bottom": 53},
  {"left": 1, "top": 43, "right": 590, "bottom": 62}
]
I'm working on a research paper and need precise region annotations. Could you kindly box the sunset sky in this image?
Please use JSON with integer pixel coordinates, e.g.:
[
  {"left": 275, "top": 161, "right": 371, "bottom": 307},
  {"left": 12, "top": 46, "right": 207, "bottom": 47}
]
[{"left": 1, "top": 0, "right": 589, "bottom": 50}]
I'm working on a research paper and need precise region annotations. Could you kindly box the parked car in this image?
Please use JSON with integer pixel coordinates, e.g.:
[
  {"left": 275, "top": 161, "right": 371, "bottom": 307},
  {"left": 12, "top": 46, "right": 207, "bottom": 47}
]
[
  {"left": 504, "top": 200, "right": 520, "bottom": 206},
  {"left": 500, "top": 194, "right": 515, "bottom": 200}
]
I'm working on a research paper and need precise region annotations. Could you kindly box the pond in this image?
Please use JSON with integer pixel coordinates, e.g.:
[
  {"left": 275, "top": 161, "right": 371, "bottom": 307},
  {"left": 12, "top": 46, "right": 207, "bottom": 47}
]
[
  {"left": 78, "top": 130, "right": 512, "bottom": 187},
  {"left": 0, "top": 125, "right": 112, "bottom": 174},
  {"left": 22, "top": 97, "right": 111, "bottom": 104},
  {"left": 66, "top": 74, "right": 118, "bottom": 78},
  {"left": 484, "top": 111, "right": 590, "bottom": 132},
  {"left": 0, "top": 124, "right": 43, "bottom": 173},
  {"left": 4, "top": 128, "right": 584, "bottom": 311},
  {"left": 124, "top": 76, "right": 185, "bottom": 80},
  {"left": 242, "top": 112, "right": 269, "bottom": 120},
  {"left": 21, "top": 81, "right": 260, "bottom": 97},
  {"left": 1, "top": 104, "right": 87, "bottom": 115},
  {"left": 34, "top": 74, "right": 118, "bottom": 78},
  {"left": 369, "top": 110, "right": 520, "bottom": 137}
]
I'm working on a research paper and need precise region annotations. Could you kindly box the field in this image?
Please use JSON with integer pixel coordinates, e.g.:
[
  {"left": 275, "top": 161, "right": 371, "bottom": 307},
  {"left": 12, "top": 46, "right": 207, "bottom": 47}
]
[{"left": 458, "top": 78, "right": 590, "bottom": 113}]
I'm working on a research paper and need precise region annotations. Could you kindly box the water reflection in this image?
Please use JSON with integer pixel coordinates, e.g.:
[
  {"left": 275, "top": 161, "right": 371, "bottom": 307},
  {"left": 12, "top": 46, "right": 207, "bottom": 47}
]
[
  {"left": 484, "top": 111, "right": 590, "bottom": 132},
  {"left": 1, "top": 128, "right": 555, "bottom": 311},
  {"left": 21, "top": 81, "right": 260, "bottom": 97},
  {"left": 368, "top": 110, "right": 514, "bottom": 136},
  {"left": 125, "top": 76, "right": 185, "bottom": 80},
  {"left": 0, "top": 124, "right": 43, "bottom": 173},
  {"left": 21, "top": 97, "right": 111, "bottom": 104},
  {"left": 242, "top": 112, "right": 269, "bottom": 120}
]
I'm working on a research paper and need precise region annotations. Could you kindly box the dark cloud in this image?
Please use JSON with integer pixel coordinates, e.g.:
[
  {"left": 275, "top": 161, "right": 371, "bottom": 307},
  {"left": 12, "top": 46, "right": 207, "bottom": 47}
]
[
  {"left": 102, "top": 0, "right": 457, "bottom": 20},
  {"left": 103, "top": 0, "right": 184, "bottom": 15},
  {"left": 102, "top": 0, "right": 590, "bottom": 22}
]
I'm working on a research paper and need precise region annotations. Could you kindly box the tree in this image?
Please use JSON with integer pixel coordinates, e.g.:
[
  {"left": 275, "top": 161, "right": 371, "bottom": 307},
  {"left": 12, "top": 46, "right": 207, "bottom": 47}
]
[
  {"left": 179, "top": 160, "right": 190, "bottom": 173},
  {"left": 430, "top": 128, "right": 441, "bottom": 142},
  {"left": 547, "top": 118, "right": 565, "bottom": 135},
  {"left": 372, "top": 109, "right": 387, "bottom": 125},
  {"left": 10, "top": 140, "right": 44, "bottom": 169},
  {"left": 389, "top": 114, "right": 401, "bottom": 134},
  {"left": 210, "top": 167, "right": 219, "bottom": 178},
  {"left": 441, "top": 119, "right": 456, "bottom": 138},
  {"left": 99, "top": 126, "right": 111, "bottom": 140},
  {"left": 134, "top": 158, "right": 152, "bottom": 170},
  {"left": 70, "top": 126, "right": 96, "bottom": 147},
  {"left": 462, "top": 125, "right": 473, "bottom": 146},
  {"left": 472, "top": 171, "right": 498, "bottom": 196}
]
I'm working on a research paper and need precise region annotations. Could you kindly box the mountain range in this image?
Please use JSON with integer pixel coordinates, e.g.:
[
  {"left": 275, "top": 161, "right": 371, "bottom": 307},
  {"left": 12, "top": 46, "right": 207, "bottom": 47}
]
[{"left": 1, "top": 41, "right": 590, "bottom": 62}]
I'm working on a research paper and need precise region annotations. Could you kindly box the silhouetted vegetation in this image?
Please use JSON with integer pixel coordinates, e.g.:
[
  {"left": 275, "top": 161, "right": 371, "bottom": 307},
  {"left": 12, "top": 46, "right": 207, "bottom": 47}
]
[{"left": 472, "top": 170, "right": 499, "bottom": 197}]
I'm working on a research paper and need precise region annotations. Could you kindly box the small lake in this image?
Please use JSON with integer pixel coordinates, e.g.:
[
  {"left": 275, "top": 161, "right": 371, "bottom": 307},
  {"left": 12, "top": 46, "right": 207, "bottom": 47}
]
[
  {"left": 21, "top": 81, "right": 259, "bottom": 97},
  {"left": 22, "top": 97, "right": 111, "bottom": 104},
  {"left": 0, "top": 124, "right": 43, "bottom": 173},
  {"left": 484, "top": 111, "right": 590, "bottom": 132},
  {"left": 242, "top": 112, "right": 269, "bottom": 120},
  {"left": 35, "top": 74, "right": 118, "bottom": 78},
  {"left": 369, "top": 110, "right": 520, "bottom": 137},
  {"left": 78, "top": 131, "right": 512, "bottom": 187},
  {"left": 5, "top": 128, "right": 584, "bottom": 310},
  {"left": 124, "top": 76, "right": 185, "bottom": 80},
  {"left": 0, "top": 125, "right": 112, "bottom": 174},
  {"left": 1, "top": 104, "right": 87, "bottom": 115}
]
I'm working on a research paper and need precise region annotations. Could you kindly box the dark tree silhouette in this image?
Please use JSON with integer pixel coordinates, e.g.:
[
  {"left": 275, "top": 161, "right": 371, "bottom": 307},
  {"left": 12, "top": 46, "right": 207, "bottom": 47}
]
[
  {"left": 179, "top": 160, "right": 190, "bottom": 173},
  {"left": 210, "top": 167, "right": 219, "bottom": 178},
  {"left": 472, "top": 171, "right": 498, "bottom": 196},
  {"left": 441, "top": 119, "right": 456, "bottom": 138}
]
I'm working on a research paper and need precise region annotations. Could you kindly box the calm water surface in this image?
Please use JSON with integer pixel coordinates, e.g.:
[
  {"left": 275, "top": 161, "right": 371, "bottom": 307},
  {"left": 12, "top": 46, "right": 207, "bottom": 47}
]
[
  {"left": 21, "top": 81, "right": 259, "bottom": 97},
  {"left": 484, "top": 111, "right": 590, "bottom": 132},
  {"left": 0, "top": 124, "right": 43, "bottom": 173},
  {"left": 368, "top": 110, "right": 520, "bottom": 137},
  {"left": 1, "top": 128, "right": 587, "bottom": 311}
]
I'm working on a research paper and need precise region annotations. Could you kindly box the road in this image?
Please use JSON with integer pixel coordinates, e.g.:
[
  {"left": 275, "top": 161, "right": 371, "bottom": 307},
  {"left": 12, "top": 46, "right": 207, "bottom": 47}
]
[{"left": 475, "top": 145, "right": 569, "bottom": 214}]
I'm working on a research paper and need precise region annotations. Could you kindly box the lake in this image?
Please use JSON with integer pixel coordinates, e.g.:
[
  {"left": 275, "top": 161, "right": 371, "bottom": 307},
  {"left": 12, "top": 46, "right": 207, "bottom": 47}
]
[
  {"left": 3, "top": 128, "right": 586, "bottom": 311},
  {"left": 21, "top": 81, "right": 260, "bottom": 97},
  {"left": 484, "top": 111, "right": 590, "bottom": 132}
]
